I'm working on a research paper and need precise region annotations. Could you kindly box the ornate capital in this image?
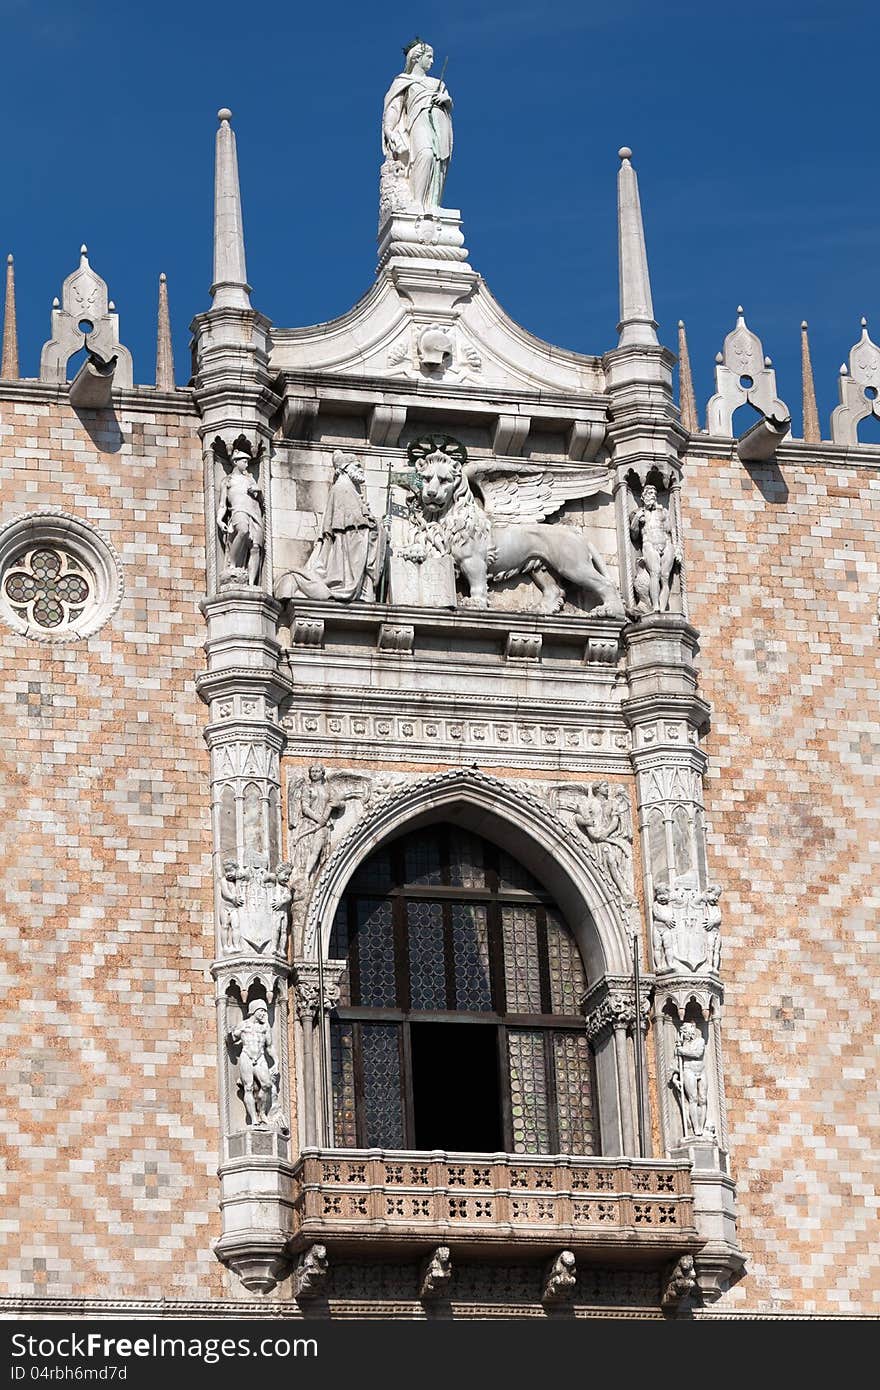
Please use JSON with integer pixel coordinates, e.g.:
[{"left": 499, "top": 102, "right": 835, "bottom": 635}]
[
  {"left": 292, "top": 960, "right": 345, "bottom": 1020},
  {"left": 582, "top": 976, "right": 652, "bottom": 1042}
]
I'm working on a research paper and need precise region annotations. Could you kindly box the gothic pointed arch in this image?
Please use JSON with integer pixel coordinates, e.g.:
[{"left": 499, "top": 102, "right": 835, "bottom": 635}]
[{"left": 303, "top": 768, "right": 633, "bottom": 979}]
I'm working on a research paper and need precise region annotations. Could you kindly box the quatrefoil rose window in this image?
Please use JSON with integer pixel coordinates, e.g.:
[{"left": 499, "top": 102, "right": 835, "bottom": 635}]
[
  {"left": 4, "top": 547, "right": 93, "bottom": 630},
  {"left": 0, "top": 512, "right": 123, "bottom": 642}
]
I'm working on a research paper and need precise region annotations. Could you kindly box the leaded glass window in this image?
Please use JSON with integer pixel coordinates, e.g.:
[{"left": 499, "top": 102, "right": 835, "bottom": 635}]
[{"left": 327, "top": 824, "right": 596, "bottom": 1154}]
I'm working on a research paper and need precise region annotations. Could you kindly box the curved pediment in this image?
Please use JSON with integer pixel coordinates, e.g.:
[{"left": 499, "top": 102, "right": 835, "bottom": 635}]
[{"left": 269, "top": 259, "right": 606, "bottom": 399}]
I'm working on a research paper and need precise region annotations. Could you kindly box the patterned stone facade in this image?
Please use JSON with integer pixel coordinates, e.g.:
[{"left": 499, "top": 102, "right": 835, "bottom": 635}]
[
  {"left": 681, "top": 448, "right": 880, "bottom": 1317},
  {"left": 0, "top": 391, "right": 225, "bottom": 1301}
]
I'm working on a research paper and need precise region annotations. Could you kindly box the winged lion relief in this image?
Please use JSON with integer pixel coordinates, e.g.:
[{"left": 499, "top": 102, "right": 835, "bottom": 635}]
[{"left": 398, "top": 435, "right": 625, "bottom": 617}]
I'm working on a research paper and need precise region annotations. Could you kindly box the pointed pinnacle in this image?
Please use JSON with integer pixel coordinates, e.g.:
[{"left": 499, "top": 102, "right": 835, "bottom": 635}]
[
  {"left": 677, "top": 319, "right": 698, "bottom": 433},
  {"left": 155, "top": 270, "right": 175, "bottom": 390},
  {"left": 1, "top": 252, "right": 19, "bottom": 380},
  {"left": 800, "top": 317, "right": 820, "bottom": 443}
]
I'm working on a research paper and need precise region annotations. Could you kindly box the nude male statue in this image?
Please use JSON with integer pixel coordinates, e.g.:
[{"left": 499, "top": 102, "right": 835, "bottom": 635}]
[
  {"left": 228, "top": 999, "right": 276, "bottom": 1125},
  {"left": 630, "top": 483, "right": 680, "bottom": 613},
  {"left": 651, "top": 883, "right": 678, "bottom": 972},
  {"left": 216, "top": 447, "right": 265, "bottom": 586},
  {"left": 219, "top": 858, "right": 245, "bottom": 954},
  {"left": 672, "top": 1021, "right": 710, "bottom": 1138}
]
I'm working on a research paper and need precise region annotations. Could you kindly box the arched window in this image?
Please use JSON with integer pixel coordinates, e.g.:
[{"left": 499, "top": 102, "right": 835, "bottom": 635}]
[{"left": 329, "top": 824, "right": 596, "bottom": 1155}]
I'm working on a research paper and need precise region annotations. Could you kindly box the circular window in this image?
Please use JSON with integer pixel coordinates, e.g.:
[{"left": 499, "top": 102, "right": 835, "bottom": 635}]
[{"left": 0, "top": 511, "right": 123, "bottom": 642}]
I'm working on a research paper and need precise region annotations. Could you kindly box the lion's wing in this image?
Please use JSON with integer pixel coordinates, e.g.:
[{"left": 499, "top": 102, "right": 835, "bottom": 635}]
[{"left": 468, "top": 463, "right": 610, "bottom": 525}]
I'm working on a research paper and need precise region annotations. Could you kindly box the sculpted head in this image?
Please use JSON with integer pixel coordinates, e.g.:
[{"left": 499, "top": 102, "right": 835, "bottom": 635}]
[
  {"left": 276, "top": 862, "right": 293, "bottom": 885},
  {"left": 705, "top": 883, "right": 721, "bottom": 903},
  {"left": 642, "top": 484, "right": 658, "bottom": 507},
  {"left": 308, "top": 764, "right": 326, "bottom": 783},
  {"left": 222, "top": 858, "right": 237, "bottom": 876},
  {"left": 332, "top": 450, "right": 364, "bottom": 488},
  {"left": 594, "top": 780, "right": 610, "bottom": 800},
  {"left": 247, "top": 999, "right": 269, "bottom": 1021},
  {"left": 230, "top": 448, "right": 251, "bottom": 474},
  {"left": 679, "top": 1021, "right": 698, "bottom": 1043},
  {"left": 417, "top": 448, "right": 461, "bottom": 515},
  {"left": 404, "top": 38, "right": 433, "bottom": 73},
  {"left": 654, "top": 884, "right": 670, "bottom": 905}
]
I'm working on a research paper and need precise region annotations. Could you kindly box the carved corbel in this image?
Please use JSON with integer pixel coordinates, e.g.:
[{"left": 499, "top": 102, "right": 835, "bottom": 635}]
[
  {"left": 660, "top": 1254, "right": 698, "bottom": 1314},
  {"left": 419, "top": 1245, "right": 452, "bottom": 1300},
  {"left": 280, "top": 394, "right": 320, "bottom": 441},
  {"left": 541, "top": 1250, "right": 577, "bottom": 1306},
  {"left": 493, "top": 413, "right": 531, "bottom": 456},
  {"left": 567, "top": 420, "right": 606, "bottom": 462},
  {"left": 294, "top": 1243, "right": 329, "bottom": 1301},
  {"left": 368, "top": 403, "right": 407, "bottom": 446}
]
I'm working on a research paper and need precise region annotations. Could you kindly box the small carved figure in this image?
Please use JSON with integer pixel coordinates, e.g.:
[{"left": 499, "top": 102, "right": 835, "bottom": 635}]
[
  {"left": 671, "top": 1021, "right": 710, "bottom": 1139},
  {"left": 288, "top": 765, "right": 373, "bottom": 881},
  {"left": 701, "top": 883, "right": 722, "bottom": 973},
  {"left": 216, "top": 446, "right": 264, "bottom": 586},
  {"left": 401, "top": 435, "right": 624, "bottom": 616},
  {"left": 382, "top": 39, "right": 453, "bottom": 211},
  {"left": 651, "top": 883, "right": 677, "bottom": 973},
  {"left": 219, "top": 858, "right": 244, "bottom": 954},
  {"left": 542, "top": 1250, "right": 577, "bottom": 1305},
  {"left": 277, "top": 451, "right": 387, "bottom": 603},
  {"left": 271, "top": 862, "right": 294, "bottom": 956},
  {"left": 228, "top": 999, "right": 277, "bottom": 1126},
  {"left": 661, "top": 1254, "right": 698, "bottom": 1312},
  {"left": 295, "top": 1243, "right": 329, "bottom": 1301},
  {"left": 629, "top": 483, "right": 681, "bottom": 614},
  {"left": 419, "top": 1245, "right": 452, "bottom": 1299}
]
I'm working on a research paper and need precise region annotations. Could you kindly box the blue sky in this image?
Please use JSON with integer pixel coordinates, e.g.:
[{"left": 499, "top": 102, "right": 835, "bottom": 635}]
[{"left": 1, "top": 0, "right": 877, "bottom": 437}]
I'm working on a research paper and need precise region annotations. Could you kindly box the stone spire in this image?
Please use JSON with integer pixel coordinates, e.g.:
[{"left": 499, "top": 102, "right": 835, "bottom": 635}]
[
  {"left": 616, "top": 148, "right": 658, "bottom": 348},
  {"left": 800, "top": 320, "right": 820, "bottom": 443},
  {"left": 1, "top": 254, "right": 19, "bottom": 380},
  {"left": 211, "top": 108, "right": 251, "bottom": 310},
  {"left": 155, "top": 272, "right": 175, "bottom": 390},
  {"left": 677, "top": 320, "right": 698, "bottom": 432}
]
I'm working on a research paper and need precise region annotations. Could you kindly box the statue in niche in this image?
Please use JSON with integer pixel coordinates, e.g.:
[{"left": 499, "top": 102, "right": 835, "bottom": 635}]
[
  {"left": 277, "top": 451, "right": 387, "bottom": 603},
  {"left": 272, "top": 862, "right": 294, "bottom": 956},
  {"left": 287, "top": 765, "right": 374, "bottom": 880},
  {"left": 629, "top": 482, "right": 680, "bottom": 614},
  {"left": 382, "top": 39, "right": 453, "bottom": 212},
  {"left": 702, "top": 883, "right": 722, "bottom": 973},
  {"left": 651, "top": 874, "right": 721, "bottom": 975},
  {"left": 215, "top": 441, "right": 265, "bottom": 587},
  {"left": 219, "top": 859, "right": 245, "bottom": 953},
  {"left": 401, "top": 435, "right": 625, "bottom": 616},
  {"left": 651, "top": 883, "right": 677, "bottom": 972},
  {"left": 550, "top": 781, "right": 634, "bottom": 901},
  {"left": 228, "top": 999, "right": 278, "bottom": 1127},
  {"left": 670, "top": 1021, "right": 711, "bottom": 1139}
]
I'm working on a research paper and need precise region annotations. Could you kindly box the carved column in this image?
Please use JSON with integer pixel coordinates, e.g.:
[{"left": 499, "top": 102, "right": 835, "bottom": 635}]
[
  {"left": 292, "top": 959, "right": 346, "bottom": 1149},
  {"left": 623, "top": 614, "right": 742, "bottom": 1299},
  {"left": 582, "top": 977, "right": 651, "bottom": 1158}
]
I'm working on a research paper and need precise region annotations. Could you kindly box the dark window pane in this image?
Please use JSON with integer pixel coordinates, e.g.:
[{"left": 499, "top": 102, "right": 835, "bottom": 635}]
[
  {"left": 355, "top": 898, "right": 396, "bottom": 1007},
  {"left": 329, "top": 901, "right": 350, "bottom": 1006},
  {"left": 361, "top": 1023, "right": 404, "bottom": 1148},
  {"left": 497, "top": 851, "right": 541, "bottom": 894},
  {"left": 448, "top": 831, "right": 485, "bottom": 888},
  {"left": 403, "top": 834, "right": 443, "bottom": 886},
  {"left": 350, "top": 848, "right": 392, "bottom": 893},
  {"left": 546, "top": 909, "right": 586, "bottom": 1015},
  {"left": 451, "top": 902, "right": 492, "bottom": 1011},
  {"left": 501, "top": 904, "right": 542, "bottom": 1012},
  {"left": 407, "top": 900, "right": 447, "bottom": 1010}
]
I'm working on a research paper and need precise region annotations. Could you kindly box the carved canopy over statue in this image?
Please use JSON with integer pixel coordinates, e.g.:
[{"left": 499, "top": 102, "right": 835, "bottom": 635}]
[
  {"left": 400, "top": 435, "right": 625, "bottom": 617},
  {"left": 382, "top": 38, "right": 453, "bottom": 211}
]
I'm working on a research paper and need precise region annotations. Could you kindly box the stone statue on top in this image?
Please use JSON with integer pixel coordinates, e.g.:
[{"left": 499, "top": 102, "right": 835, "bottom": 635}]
[{"left": 382, "top": 38, "right": 453, "bottom": 212}]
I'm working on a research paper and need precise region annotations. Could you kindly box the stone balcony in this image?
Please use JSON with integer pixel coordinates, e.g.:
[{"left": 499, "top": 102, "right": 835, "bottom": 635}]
[{"left": 289, "top": 1150, "right": 702, "bottom": 1263}]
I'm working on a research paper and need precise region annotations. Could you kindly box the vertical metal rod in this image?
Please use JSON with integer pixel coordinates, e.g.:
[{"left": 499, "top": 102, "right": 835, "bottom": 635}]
[
  {"left": 632, "top": 930, "right": 646, "bottom": 1157},
  {"left": 316, "top": 935, "right": 329, "bottom": 1145}
]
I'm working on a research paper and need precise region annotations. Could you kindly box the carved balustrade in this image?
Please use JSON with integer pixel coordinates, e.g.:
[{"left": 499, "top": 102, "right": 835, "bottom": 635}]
[{"left": 290, "top": 1150, "right": 701, "bottom": 1261}]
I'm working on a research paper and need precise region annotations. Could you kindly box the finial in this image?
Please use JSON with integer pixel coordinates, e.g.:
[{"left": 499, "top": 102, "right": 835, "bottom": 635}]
[
  {"left": 736, "top": 304, "right": 744, "bottom": 317},
  {"left": 108, "top": 301, "right": 116, "bottom": 312},
  {"left": 764, "top": 356, "right": 772, "bottom": 367},
  {"left": 800, "top": 317, "right": 820, "bottom": 443},
  {"left": 677, "top": 318, "right": 699, "bottom": 433},
  {"left": 715, "top": 351, "right": 723, "bottom": 364},
  {"left": 1, "top": 250, "right": 19, "bottom": 380},
  {"left": 80, "top": 243, "right": 88, "bottom": 258},
  {"left": 840, "top": 363, "right": 848, "bottom": 376},
  {"left": 860, "top": 315, "right": 868, "bottom": 330},
  {"left": 155, "top": 269, "right": 175, "bottom": 389},
  {"left": 801, "top": 320, "right": 808, "bottom": 331},
  {"left": 616, "top": 143, "right": 657, "bottom": 348},
  {"left": 52, "top": 296, "right": 60, "bottom": 309},
  {"left": 211, "top": 105, "right": 251, "bottom": 310}
]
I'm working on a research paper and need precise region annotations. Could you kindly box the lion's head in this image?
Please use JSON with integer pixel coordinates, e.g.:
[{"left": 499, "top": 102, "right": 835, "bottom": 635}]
[{"left": 416, "top": 448, "right": 463, "bottom": 517}]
